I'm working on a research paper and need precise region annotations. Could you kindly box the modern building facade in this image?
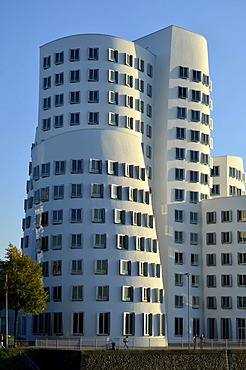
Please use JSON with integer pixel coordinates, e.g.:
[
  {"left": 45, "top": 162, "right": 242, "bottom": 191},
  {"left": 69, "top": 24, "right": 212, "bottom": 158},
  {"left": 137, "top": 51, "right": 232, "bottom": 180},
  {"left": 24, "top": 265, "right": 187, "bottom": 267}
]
[{"left": 20, "top": 26, "right": 246, "bottom": 344}]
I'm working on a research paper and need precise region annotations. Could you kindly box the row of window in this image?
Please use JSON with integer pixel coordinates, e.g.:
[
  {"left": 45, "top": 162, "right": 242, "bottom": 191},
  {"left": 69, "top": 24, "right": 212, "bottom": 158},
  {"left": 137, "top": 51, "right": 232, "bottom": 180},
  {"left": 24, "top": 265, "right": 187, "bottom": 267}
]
[
  {"left": 176, "top": 107, "right": 210, "bottom": 125},
  {"left": 174, "top": 252, "right": 199, "bottom": 266},
  {"left": 174, "top": 210, "right": 199, "bottom": 224},
  {"left": 206, "top": 210, "right": 246, "bottom": 224},
  {"left": 229, "top": 166, "right": 245, "bottom": 182},
  {"left": 175, "top": 295, "right": 200, "bottom": 309},
  {"left": 175, "top": 273, "right": 199, "bottom": 287},
  {"left": 33, "top": 311, "right": 165, "bottom": 337},
  {"left": 207, "top": 296, "right": 246, "bottom": 309},
  {"left": 25, "top": 184, "right": 150, "bottom": 210},
  {"left": 175, "top": 148, "right": 210, "bottom": 165},
  {"left": 43, "top": 72, "right": 153, "bottom": 96},
  {"left": 43, "top": 48, "right": 153, "bottom": 76},
  {"left": 174, "top": 231, "right": 199, "bottom": 245},
  {"left": 206, "top": 274, "right": 246, "bottom": 288},
  {"left": 176, "top": 127, "right": 211, "bottom": 144},
  {"left": 206, "top": 231, "right": 246, "bottom": 245},
  {"left": 44, "top": 285, "right": 163, "bottom": 303},
  {"left": 24, "top": 209, "right": 154, "bottom": 228},
  {"left": 174, "top": 189, "right": 208, "bottom": 203},
  {"left": 32, "top": 160, "right": 147, "bottom": 180},
  {"left": 174, "top": 168, "right": 209, "bottom": 184},
  {"left": 23, "top": 232, "right": 158, "bottom": 252},
  {"left": 178, "top": 86, "right": 210, "bottom": 106},
  {"left": 42, "top": 112, "right": 153, "bottom": 133},
  {"left": 206, "top": 253, "right": 246, "bottom": 266},
  {"left": 179, "top": 66, "right": 210, "bottom": 86}
]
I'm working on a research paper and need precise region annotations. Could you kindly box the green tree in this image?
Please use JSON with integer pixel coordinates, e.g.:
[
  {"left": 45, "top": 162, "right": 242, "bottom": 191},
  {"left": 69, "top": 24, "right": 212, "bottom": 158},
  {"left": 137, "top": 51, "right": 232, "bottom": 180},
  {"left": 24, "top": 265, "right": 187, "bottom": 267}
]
[{"left": 0, "top": 244, "right": 47, "bottom": 341}]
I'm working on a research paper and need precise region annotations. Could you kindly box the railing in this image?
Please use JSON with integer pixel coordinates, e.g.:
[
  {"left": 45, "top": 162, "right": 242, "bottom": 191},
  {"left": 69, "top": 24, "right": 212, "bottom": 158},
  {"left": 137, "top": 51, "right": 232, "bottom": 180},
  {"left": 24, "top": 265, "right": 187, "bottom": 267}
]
[{"left": 34, "top": 337, "right": 246, "bottom": 350}]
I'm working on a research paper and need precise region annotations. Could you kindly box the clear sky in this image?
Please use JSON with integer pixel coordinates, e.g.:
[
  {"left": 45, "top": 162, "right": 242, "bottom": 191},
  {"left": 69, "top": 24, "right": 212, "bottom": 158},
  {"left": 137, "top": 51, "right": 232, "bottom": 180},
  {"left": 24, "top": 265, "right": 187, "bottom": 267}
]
[{"left": 0, "top": 0, "right": 246, "bottom": 259}]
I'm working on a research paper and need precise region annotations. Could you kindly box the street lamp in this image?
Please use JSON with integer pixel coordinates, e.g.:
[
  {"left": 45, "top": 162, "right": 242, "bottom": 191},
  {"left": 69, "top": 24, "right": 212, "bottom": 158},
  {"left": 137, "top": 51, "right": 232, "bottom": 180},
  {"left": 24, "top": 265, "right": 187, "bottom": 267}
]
[{"left": 184, "top": 273, "right": 190, "bottom": 349}]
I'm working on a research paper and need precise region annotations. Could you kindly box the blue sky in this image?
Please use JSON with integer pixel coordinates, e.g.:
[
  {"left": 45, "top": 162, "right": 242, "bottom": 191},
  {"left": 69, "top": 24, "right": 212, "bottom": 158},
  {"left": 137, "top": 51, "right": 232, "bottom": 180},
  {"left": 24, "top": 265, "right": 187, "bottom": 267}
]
[{"left": 0, "top": 0, "right": 246, "bottom": 259}]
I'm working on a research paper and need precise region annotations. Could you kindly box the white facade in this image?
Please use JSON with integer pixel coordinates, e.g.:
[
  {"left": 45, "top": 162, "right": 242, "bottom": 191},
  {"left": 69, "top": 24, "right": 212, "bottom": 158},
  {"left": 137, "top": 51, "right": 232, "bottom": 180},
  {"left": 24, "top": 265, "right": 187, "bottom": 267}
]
[{"left": 21, "top": 26, "right": 246, "bottom": 344}]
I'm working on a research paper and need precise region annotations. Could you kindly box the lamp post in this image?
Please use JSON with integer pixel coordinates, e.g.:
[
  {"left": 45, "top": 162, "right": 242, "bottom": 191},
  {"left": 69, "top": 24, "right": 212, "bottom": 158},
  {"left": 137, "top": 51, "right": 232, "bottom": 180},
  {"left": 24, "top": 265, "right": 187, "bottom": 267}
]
[{"left": 184, "top": 273, "right": 190, "bottom": 349}]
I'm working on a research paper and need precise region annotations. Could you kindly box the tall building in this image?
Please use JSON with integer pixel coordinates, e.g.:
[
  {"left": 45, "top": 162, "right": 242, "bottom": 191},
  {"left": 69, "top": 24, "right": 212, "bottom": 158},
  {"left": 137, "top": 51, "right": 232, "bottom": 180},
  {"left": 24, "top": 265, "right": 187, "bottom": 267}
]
[{"left": 21, "top": 26, "right": 246, "bottom": 344}]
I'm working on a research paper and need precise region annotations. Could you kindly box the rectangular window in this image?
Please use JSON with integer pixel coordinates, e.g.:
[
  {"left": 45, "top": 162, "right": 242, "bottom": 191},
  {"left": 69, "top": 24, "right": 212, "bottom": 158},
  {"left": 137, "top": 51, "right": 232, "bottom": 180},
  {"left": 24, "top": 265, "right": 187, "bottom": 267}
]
[
  {"left": 108, "top": 69, "right": 118, "bottom": 83},
  {"left": 147, "top": 104, "right": 152, "bottom": 118},
  {"left": 43, "top": 76, "right": 51, "bottom": 90},
  {"left": 238, "top": 252, "right": 246, "bottom": 265},
  {"left": 71, "top": 159, "right": 83, "bottom": 173},
  {"left": 191, "top": 254, "right": 199, "bottom": 266},
  {"left": 70, "top": 112, "right": 80, "bottom": 125},
  {"left": 70, "top": 69, "right": 80, "bottom": 83},
  {"left": 147, "top": 63, "right": 153, "bottom": 77},
  {"left": 114, "top": 209, "right": 126, "bottom": 224},
  {"left": 55, "top": 72, "right": 64, "bottom": 86},
  {"left": 192, "top": 70, "right": 202, "bottom": 82},
  {"left": 54, "top": 160, "right": 66, "bottom": 175},
  {"left": 71, "top": 183, "right": 82, "bottom": 198},
  {"left": 96, "top": 286, "right": 109, "bottom": 301},
  {"left": 190, "top": 130, "right": 200, "bottom": 142},
  {"left": 120, "top": 260, "right": 131, "bottom": 276},
  {"left": 52, "top": 210, "right": 63, "bottom": 225},
  {"left": 93, "top": 234, "right": 106, "bottom": 249},
  {"left": 207, "top": 275, "right": 216, "bottom": 288},
  {"left": 110, "top": 184, "right": 122, "bottom": 200},
  {"left": 238, "top": 274, "right": 246, "bottom": 287},
  {"left": 89, "top": 159, "right": 102, "bottom": 174},
  {"left": 51, "top": 234, "right": 62, "bottom": 250},
  {"left": 190, "top": 191, "right": 199, "bottom": 204},
  {"left": 73, "top": 312, "right": 83, "bottom": 335},
  {"left": 221, "top": 296, "right": 232, "bottom": 309},
  {"left": 91, "top": 183, "right": 104, "bottom": 198},
  {"left": 175, "top": 189, "right": 184, "bottom": 201},
  {"left": 179, "top": 66, "right": 189, "bottom": 79},
  {"left": 190, "top": 171, "right": 199, "bottom": 183},
  {"left": 191, "top": 275, "right": 199, "bottom": 287},
  {"left": 122, "top": 286, "right": 133, "bottom": 302},
  {"left": 71, "top": 259, "right": 83, "bottom": 275},
  {"left": 221, "top": 232, "right": 232, "bottom": 244},
  {"left": 71, "top": 234, "right": 83, "bottom": 249},
  {"left": 88, "top": 69, "right": 99, "bottom": 82},
  {"left": 116, "top": 234, "right": 129, "bottom": 250},
  {"left": 174, "top": 231, "right": 183, "bottom": 244},
  {"left": 70, "top": 91, "right": 80, "bottom": 104},
  {"left": 207, "top": 296, "right": 217, "bottom": 309},
  {"left": 95, "top": 259, "right": 108, "bottom": 275},
  {"left": 201, "top": 153, "right": 209, "bottom": 165},
  {"left": 175, "top": 317, "right": 183, "bottom": 336},
  {"left": 192, "top": 296, "right": 200, "bottom": 309},
  {"left": 175, "top": 252, "right": 183, "bottom": 265},
  {"left": 41, "top": 162, "right": 50, "bottom": 178},
  {"left": 200, "top": 173, "right": 208, "bottom": 185},
  {"left": 72, "top": 286, "right": 83, "bottom": 301},
  {"left": 71, "top": 208, "right": 83, "bottom": 223},
  {"left": 191, "top": 89, "right": 201, "bottom": 102},
  {"left": 70, "top": 48, "right": 80, "bottom": 61},
  {"left": 123, "top": 312, "right": 135, "bottom": 335},
  {"left": 147, "top": 83, "right": 152, "bottom": 97},
  {"left": 191, "top": 110, "right": 200, "bottom": 122},
  {"left": 53, "top": 286, "right": 62, "bottom": 302},
  {"left": 55, "top": 51, "right": 64, "bottom": 65},
  {"left": 177, "top": 107, "right": 187, "bottom": 119},
  {"left": 125, "top": 53, "right": 133, "bottom": 67},
  {"left": 142, "top": 287, "right": 151, "bottom": 303},
  {"left": 107, "top": 160, "right": 118, "bottom": 175},
  {"left": 125, "top": 116, "right": 134, "bottom": 130},
  {"left": 237, "top": 297, "right": 246, "bottom": 309},
  {"left": 221, "top": 210, "right": 232, "bottom": 223},
  {"left": 125, "top": 73, "right": 133, "bottom": 87},
  {"left": 221, "top": 274, "right": 232, "bottom": 287},
  {"left": 88, "top": 90, "right": 99, "bottom": 103},
  {"left": 88, "top": 47, "right": 99, "bottom": 60},
  {"left": 206, "top": 232, "right": 216, "bottom": 245},
  {"left": 238, "top": 231, "right": 246, "bottom": 243},
  {"left": 175, "top": 273, "right": 184, "bottom": 286},
  {"left": 88, "top": 111, "right": 99, "bottom": 125},
  {"left": 190, "top": 233, "right": 198, "bottom": 245},
  {"left": 203, "top": 93, "right": 210, "bottom": 105},
  {"left": 54, "top": 115, "right": 63, "bottom": 128},
  {"left": 238, "top": 210, "right": 246, "bottom": 222},
  {"left": 108, "top": 48, "right": 118, "bottom": 62},
  {"left": 176, "top": 147, "right": 185, "bottom": 160},
  {"left": 175, "top": 168, "right": 185, "bottom": 181},
  {"left": 92, "top": 208, "right": 105, "bottom": 223},
  {"left": 54, "top": 93, "right": 64, "bottom": 107},
  {"left": 207, "top": 211, "right": 216, "bottom": 224},
  {"left": 190, "top": 150, "right": 199, "bottom": 162},
  {"left": 175, "top": 295, "right": 184, "bottom": 308},
  {"left": 202, "top": 113, "right": 210, "bottom": 125},
  {"left": 43, "top": 55, "right": 51, "bottom": 69},
  {"left": 211, "top": 166, "right": 220, "bottom": 176},
  {"left": 108, "top": 112, "right": 119, "bottom": 126},
  {"left": 43, "top": 97, "right": 51, "bottom": 110},
  {"left": 137, "top": 58, "right": 144, "bottom": 72},
  {"left": 108, "top": 91, "right": 119, "bottom": 105},
  {"left": 53, "top": 312, "right": 63, "bottom": 335},
  {"left": 143, "top": 313, "right": 153, "bottom": 336},
  {"left": 206, "top": 254, "right": 216, "bottom": 266},
  {"left": 175, "top": 209, "right": 184, "bottom": 222},
  {"left": 178, "top": 86, "right": 188, "bottom": 99},
  {"left": 176, "top": 127, "right": 186, "bottom": 140},
  {"left": 52, "top": 260, "right": 62, "bottom": 275}
]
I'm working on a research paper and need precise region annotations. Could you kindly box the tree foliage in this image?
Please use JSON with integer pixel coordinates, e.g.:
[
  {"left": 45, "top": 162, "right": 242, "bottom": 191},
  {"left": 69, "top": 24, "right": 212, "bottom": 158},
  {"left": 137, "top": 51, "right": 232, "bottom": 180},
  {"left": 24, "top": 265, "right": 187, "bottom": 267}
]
[{"left": 0, "top": 244, "right": 47, "bottom": 340}]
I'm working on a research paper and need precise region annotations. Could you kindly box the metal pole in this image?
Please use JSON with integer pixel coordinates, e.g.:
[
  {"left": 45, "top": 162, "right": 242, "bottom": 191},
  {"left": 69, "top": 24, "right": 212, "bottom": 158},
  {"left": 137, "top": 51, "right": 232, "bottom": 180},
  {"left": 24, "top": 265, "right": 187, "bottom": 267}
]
[
  {"left": 184, "top": 273, "right": 190, "bottom": 349},
  {"left": 5, "top": 274, "right": 8, "bottom": 348}
]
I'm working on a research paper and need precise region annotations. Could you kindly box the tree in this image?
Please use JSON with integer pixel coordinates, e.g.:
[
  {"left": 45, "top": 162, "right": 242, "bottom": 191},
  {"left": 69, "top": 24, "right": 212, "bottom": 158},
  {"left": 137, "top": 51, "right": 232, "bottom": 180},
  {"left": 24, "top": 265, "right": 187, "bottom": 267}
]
[{"left": 0, "top": 244, "right": 47, "bottom": 341}]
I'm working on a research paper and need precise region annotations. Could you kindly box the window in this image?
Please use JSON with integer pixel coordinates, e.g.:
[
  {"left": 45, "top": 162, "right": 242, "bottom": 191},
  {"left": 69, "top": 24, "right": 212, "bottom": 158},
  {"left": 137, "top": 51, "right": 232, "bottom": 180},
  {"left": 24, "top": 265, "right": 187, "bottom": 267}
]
[
  {"left": 190, "top": 191, "right": 199, "bottom": 204},
  {"left": 147, "top": 104, "right": 152, "bottom": 117},
  {"left": 41, "top": 162, "right": 50, "bottom": 178},
  {"left": 97, "top": 312, "right": 110, "bottom": 335},
  {"left": 92, "top": 208, "right": 105, "bottom": 223},
  {"left": 125, "top": 74, "right": 133, "bottom": 87},
  {"left": 221, "top": 232, "right": 232, "bottom": 244},
  {"left": 207, "top": 275, "right": 216, "bottom": 288},
  {"left": 200, "top": 173, "right": 208, "bottom": 185},
  {"left": 238, "top": 275, "right": 246, "bottom": 287},
  {"left": 143, "top": 313, "right": 153, "bottom": 336},
  {"left": 89, "top": 159, "right": 102, "bottom": 173},
  {"left": 221, "top": 253, "right": 232, "bottom": 266},
  {"left": 203, "top": 74, "right": 210, "bottom": 86},
  {"left": 96, "top": 286, "right": 109, "bottom": 301},
  {"left": 175, "top": 209, "right": 184, "bottom": 222},
  {"left": 54, "top": 115, "right": 63, "bottom": 128},
  {"left": 190, "top": 171, "right": 199, "bottom": 183},
  {"left": 54, "top": 94, "right": 64, "bottom": 107},
  {"left": 71, "top": 208, "right": 82, "bottom": 223},
  {"left": 137, "top": 99, "right": 144, "bottom": 112},
  {"left": 211, "top": 166, "right": 220, "bottom": 176},
  {"left": 70, "top": 91, "right": 80, "bottom": 104},
  {"left": 71, "top": 234, "right": 83, "bottom": 249},
  {"left": 110, "top": 184, "right": 122, "bottom": 200},
  {"left": 190, "top": 130, "right": 200, "bottom": 142},
  {"left": 192, "top": 296, "right": 200, "bottom": 309},
  {"left": 146, "top": 145, "right": 152, "bottom": 158},
  {"left": 190, "top": 150, "right": 199, "bottom": 162},
  {"left": 221, "top": 210, "right": 232, "bottom": 223},
  {"left": 88, "top": 112, "right": 99, "bottom": 125},
  {"left": 177, "top": 107, "right": 187, "bottom": 119},
  {"left": 71, "top": 159, "right": 83, "bottom": 174},
  {"left": 69, "top": 112, "right": 80, "bottom": 126},
  {"left": 174, "top": 231, "right": 183, "bottom": 244},
  {"left": 125, "top": 53, "right": 133, "bottom": 67},
  {"left": 176, "top": 127, "right": 186, "bottom": 140},
  {"left": 72, "top": 286, "right": 83, "bottom": 301},
  {"left": 142, "top": 288, "right": 151, "bottom": 303},
  {"left": 93, "top": 233, "right": 106, "bottom": 249},
  {"left": 221, "top": 274, "right": 232, "bottom": 287},
  {"left": 211, "top": 184, "right": 220, "bottom": 196},
  {"left": 54, "top": 160, "right": 66, "bottom": 175},
  {"left": 52, "top": 260, "right": 62, "bottom": 275},
  {"left": 55, "top": 72, "right": 64, "bottom": 86},
  {"left": 147, "top": 83, "right": 152, "bottom": 97},
  {"left": 175, "top": 317, "right": 183, "bottom": 336},
  {"left": 190, "top": 233, "right": 198, "bottom": 245},
  {"left": 175, "top": 274, "right": 184, "bottom": 286},
  {"left": 107, "top": 160, "right": 118, "bottom": 175},
  {"left": 42, "top": 117, "right": 51, "bottom": 131},
  {"left": 91, "top": 183, "right": 104, "bottom": 198},
  {"left": 41, "top": 212, "right": 48, "bottom": 226},
  {"left": 178, "top": 86, "right": 188, "bottom": 99},
  {"left": 53, "top": 286, "right": 62, "bottom": 302},
  {"left": 175, "top": 189, "right": 184, "bottom": 201},
  {"left": 191, "top": 110, "right": 200, "bottom": 122},
  {"left": 238, "top": 231, "right": 246, "bottom": 243},
  {"left": 207, "top": 211, "right": 216, "bottom": 224},
  {"left": 51, "top": 234, "right": 62, "bottom": 250},
  {"left": 201, "top": 133, "right": 209, "bottom": 145},
  {"left": 71, "top": 183, "right": 82, "bottom": 198},
  {"left": 135, "top": 236, "right": 145, "bottom": 251},
  {"left": 123, "top": 312, "right": 135, "bottom": 335},
  {"left": 116, "top": 234, "right": 129, "bottom": 250},
  {"left": 125, "top": 94, "right": 133, "bottom": 108},
  {"left": 131, "top": 211, "right": 142, "bottom": 226},
  {"left": 54, "top": 51, "right": 64, "bottom": 65},
  {"left": 43, "top": 97, "right": 51, "bottom": 110},
  {"left": 43, "top": 55, "right": 51, "bottom": 69},
  {"left": 108, "top": 112, "right": 119, "bottom": 126},
  {"left": 88, "top": 69, "right": 99, "bottom": 82},
  {"left": 71, "top": 259, "right": 83, "bottom": 275},
  {"left": 41, "top": 236, "right": 48, "bottom": 251},
  {"left": 191, "top": 90, "right": 201, "bottom": 102},
  {"left": 207, "top": 296, "right": 217, "bottom": 309},
  {"left": 206, "top": 254, "right": 216, "bottom": 266},
  {"left": 191, "top": 254, "right": 199, "bottom": 266},
  {"left": 176, "top": 148, "right": 185, "bottom": 160},
  {"left": 206, "top": 232, "right": 216, "bottom": 245},
  {"left": 174, "top": 295, "right": 184, "bottom": 308},
  {"left": 88, "top": 47, "right": 99, "bottom": 60},
  {"left": 88, "top": 90, "right": 99, "bottom": 103},
  {"left": 120, "top": 260, "right": 131, "bottom": 275},
  {"left": 70, "top": 48, "right": 80, "bottom": 61},
  {"left": 237, "top": 297, "right": 246, "bottom": 309},
  {"left": 114, "top": 209, "right": 126, "bottom": 224},
  {"left": 175, "top": 252, "right": 183, "bottom": 265},
  {"left": 147, "top": 63, "right": 153, "bottom": 77},
  {"left": 108, "top": 91, "right": 119, "bottom": 105},
  {"left": 201, "top": 153, "right": 209, "bottom": 165},
  {"left": 202, "top": 113, "right": 210, "bottom": 125},
  {"left": 42, "top": 262, "right": 49, "bottom": 277},
  {"left": 192, "top": 70, "right": 202, "bottom": 82},
  {"left": 122, "top": 286, "right": 133, "bottom": 302},
  {"left": 137, "top": 58, "right": 144, "bottom": 72},
  {"left": 175, "top": 168, "right": 185, "bottom": 181},
  {"left": 108, "top": 69, "right": 118, "bottom": 83},
  {"left": 73, "top": 312, "right": 83, "bottom": 335},
  {"left": 125, "top": 116, "right": 134, "bottom": 129},
  {"left": 179, "top": 66, "right": 189, "bottom": 79},
  {"left": 238, "top": 210, "right": 246, "bottom": 222},
  {"left": 191, "top": 275, "right": 199, "bottom": 287},
  {"left": 238, "top": 252, "right": 246, "bottom": 265},
  {"left": 108, "top": 48, "right": 118, "bottom": 62},
  {"left": 95, "top": 259, "right": 108, "bottom": 275},
  {"left": 52, "top": 210, "right": 63, "bottom": 225},
  {"left": 43, "top": 76, "right": 51, "bottom": 90}
]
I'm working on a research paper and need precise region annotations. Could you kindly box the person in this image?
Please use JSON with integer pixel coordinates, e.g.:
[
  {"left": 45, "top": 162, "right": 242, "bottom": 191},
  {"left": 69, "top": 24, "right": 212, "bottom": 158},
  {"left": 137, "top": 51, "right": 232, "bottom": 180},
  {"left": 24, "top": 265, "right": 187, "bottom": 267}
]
[
  {"left": 123, "top": 335, "right": 129, "bottom": 349},
  {"left": 193, "top": 334, "right": 198, "bottom": 349},
  {"left": 105, "top": 337, "right": 110, "bottom": 350},
  {"left": 0, "top": 334, "right": 4, "bottom": 348},
  {"left": 200, "top": 334, "right": 205, "bottom": 349}
]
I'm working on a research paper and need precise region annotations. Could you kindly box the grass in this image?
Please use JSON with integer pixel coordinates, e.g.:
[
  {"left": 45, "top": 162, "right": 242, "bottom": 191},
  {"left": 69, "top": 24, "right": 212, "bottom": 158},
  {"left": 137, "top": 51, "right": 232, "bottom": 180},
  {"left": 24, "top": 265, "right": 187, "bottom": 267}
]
[{"left": 0, "top": 348, "right": 28, "bottom": 370}]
